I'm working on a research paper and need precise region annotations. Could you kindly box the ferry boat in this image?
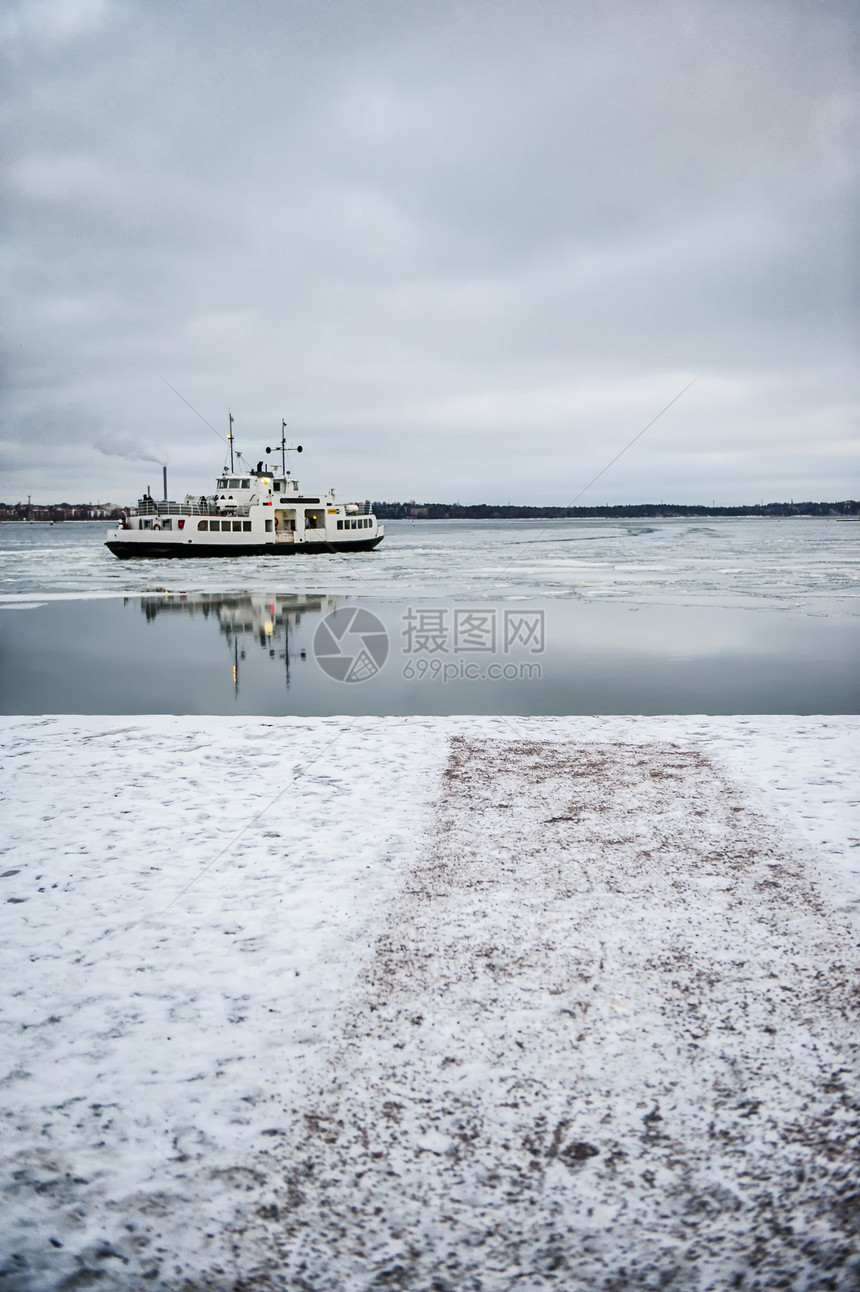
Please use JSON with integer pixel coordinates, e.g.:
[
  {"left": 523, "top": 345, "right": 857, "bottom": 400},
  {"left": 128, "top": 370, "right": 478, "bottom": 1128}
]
[{"left": 105, "top": 422, "right": 383, "bottom": 559}]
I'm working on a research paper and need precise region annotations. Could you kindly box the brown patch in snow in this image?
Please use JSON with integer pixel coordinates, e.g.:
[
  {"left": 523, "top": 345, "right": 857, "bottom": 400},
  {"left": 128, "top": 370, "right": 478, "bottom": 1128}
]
[{"left": 234, "top": 740, "right": 860, "bottom": 1291}]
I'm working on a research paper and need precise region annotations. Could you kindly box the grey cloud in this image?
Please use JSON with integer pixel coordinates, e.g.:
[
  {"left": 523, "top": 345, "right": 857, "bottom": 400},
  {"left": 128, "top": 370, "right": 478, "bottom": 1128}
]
[{"left": 1, "top": 0, "right": 857, "bottom": 505}]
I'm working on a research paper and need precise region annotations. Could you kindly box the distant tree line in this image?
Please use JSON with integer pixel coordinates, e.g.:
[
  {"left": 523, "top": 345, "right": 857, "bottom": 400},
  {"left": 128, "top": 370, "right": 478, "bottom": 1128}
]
[
  {"left": 2, "top": 498, "right": 858, "bottom": 522},
  {"left": 0, "top": 502, "right": 124, "bottom": 522},
  {"left": 372, "top": 500, "right": 859, "bottom": 520}
]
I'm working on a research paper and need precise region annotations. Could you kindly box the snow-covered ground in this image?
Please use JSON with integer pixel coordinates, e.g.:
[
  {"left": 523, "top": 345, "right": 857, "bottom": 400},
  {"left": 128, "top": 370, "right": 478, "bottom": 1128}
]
[{"left": 1, "top": 716, "right": 858, "bottom": 1290}]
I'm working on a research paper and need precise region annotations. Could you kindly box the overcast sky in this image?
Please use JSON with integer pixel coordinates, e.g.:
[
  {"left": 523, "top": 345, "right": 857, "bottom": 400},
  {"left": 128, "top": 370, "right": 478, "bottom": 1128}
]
[{"left": 2, "top": 0, "right": 858, "bottom": 505}]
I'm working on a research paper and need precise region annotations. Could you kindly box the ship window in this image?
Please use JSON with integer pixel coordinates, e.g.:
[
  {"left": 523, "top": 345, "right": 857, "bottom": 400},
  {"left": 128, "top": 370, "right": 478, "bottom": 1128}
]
[
  {"left": 229, "top": 479, "right": 240, "bottom": 488},
  {"left": 243, "top": 521, "right": 251, "bottom": 532},
  {"left": 197, "top": 519, "right": 207, "bottom": 530},
  {"left": 142, "top": 519, "right": 152, "bottom": 529},
  {"left": 162, "top": 519, "right": 172, "bottom": 530},
  {"left": 265, "top": 519, "right": 273, "bottom": 532},
  {"left": 273, "top": 482, "right": 281, "bottom": 492},
  {"left": 232, "top": 521, "right": 241, "bottom": 532},
  {"left": 241, "top": 479, "right": 250, "bottom": 489},
  {"left": 218, "top": 478, "right": 228, "bottom": 488},
  {"left": 337, "top": 520, "right": 343, "bottom": 530}
]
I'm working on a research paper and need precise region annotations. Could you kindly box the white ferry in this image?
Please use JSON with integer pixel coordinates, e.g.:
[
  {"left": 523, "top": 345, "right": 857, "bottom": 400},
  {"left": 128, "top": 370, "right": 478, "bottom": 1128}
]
[{"left": 105, "top": 424, "right": 383, "bottom": 559}]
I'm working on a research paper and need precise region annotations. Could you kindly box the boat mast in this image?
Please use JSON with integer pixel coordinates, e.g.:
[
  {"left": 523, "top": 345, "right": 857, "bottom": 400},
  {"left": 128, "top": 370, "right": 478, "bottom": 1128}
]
[
  {"left": 228, "top": 411, "right": 235, "bottom": 472},
  {"left": 267, "top": 421, "right": 302, "bottom": 474}
]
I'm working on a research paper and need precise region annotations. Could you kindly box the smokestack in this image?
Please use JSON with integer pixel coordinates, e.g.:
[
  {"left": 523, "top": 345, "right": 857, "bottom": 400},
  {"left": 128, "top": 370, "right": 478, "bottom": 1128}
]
[{"left": 163, "top": 466, "right": 168, "bottom": 501}]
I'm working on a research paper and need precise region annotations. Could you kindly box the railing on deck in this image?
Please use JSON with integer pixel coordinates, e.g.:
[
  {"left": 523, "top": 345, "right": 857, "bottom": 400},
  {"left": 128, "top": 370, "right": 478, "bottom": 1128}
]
[
  {"left": 133, "top": 498, "right": 372, "bottom": 519},
  {"left": 134, "top": 499, "right": 251, "bottom": 518}
]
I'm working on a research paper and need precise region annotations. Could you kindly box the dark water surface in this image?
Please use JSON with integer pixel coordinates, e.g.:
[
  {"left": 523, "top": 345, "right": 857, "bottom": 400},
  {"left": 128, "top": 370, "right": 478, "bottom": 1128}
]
[{"left": 1, "top": 593, "right": 856, "bottom": 715}]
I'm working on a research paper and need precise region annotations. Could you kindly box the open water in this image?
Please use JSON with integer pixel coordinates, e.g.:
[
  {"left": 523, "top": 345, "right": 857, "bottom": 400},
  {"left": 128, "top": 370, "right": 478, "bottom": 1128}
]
[{"left": 1, "top": 517, "right": 857, "bottom": 714}]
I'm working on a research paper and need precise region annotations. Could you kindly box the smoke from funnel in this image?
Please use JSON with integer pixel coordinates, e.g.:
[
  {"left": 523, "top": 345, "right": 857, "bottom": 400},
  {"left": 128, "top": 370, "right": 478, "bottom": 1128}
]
[{"left": 95, "top": 433, "right": 166, "bottom": 466}]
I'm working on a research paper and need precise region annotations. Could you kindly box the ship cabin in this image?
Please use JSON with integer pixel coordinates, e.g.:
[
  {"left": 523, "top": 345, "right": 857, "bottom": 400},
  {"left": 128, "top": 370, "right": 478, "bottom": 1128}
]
[{"left": 122, "top": 461, "right": 378, "bottom": 548}]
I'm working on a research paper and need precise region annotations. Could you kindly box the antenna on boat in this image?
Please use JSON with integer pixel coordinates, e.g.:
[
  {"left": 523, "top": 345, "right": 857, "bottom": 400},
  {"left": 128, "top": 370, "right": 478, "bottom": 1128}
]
[
  {"left": 266, "top": 420, "right": 303, "bottom": 476},
  {"left": 227, "top": 411, "right": 235, "bottom": 472}
]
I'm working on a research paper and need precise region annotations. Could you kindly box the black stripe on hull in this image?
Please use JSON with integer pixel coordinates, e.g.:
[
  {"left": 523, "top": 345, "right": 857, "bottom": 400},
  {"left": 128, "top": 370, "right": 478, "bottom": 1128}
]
[{"left": 105, "top": 537, "right": 384, "bottom": 559}]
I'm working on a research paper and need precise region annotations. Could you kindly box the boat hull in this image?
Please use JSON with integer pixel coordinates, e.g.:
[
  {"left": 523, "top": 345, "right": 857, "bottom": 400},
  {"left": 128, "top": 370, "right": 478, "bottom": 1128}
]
[{"left": 105, "top": 536, "right": 384, "bottom": 559}]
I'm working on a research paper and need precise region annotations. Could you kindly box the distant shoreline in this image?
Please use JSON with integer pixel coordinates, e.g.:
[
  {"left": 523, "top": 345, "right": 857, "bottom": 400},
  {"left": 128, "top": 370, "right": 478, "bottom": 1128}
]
[
  {"left": 1, "top": 499, "right": 857, "bottom": 523},
  {"left": 373, "top": 500, "right": 858, "bottom": 520}
]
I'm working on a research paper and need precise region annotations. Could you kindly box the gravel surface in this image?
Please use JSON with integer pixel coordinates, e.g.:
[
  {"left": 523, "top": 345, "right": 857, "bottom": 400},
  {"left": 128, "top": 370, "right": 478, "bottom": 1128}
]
[{"left": 237, "top": 738, "right": 860, "bottom": 1291}]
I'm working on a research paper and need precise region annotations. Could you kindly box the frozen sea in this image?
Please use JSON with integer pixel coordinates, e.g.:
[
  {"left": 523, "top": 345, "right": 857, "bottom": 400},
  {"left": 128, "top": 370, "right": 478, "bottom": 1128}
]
[
  {"left": 0, "top": 516, "right": 857, "bottom": 714},
  {"left": 1, "top": 514, "right": 859, "bottom": 603}
]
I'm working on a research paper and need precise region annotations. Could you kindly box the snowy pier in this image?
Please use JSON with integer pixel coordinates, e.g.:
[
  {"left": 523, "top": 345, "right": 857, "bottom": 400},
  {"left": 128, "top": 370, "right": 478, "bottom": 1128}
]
[{"left": 1, "top": 717, "right": 858, "bottom": 1290}]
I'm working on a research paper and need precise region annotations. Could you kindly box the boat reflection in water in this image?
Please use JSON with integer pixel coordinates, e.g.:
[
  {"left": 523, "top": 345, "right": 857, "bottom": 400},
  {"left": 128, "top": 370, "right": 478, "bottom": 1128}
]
[
  {"left": 137, "top": 592, "right": 337, "bottom": 693},
  {"left": 2, "top": 593, "right": 856, "bottom": 717}
]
